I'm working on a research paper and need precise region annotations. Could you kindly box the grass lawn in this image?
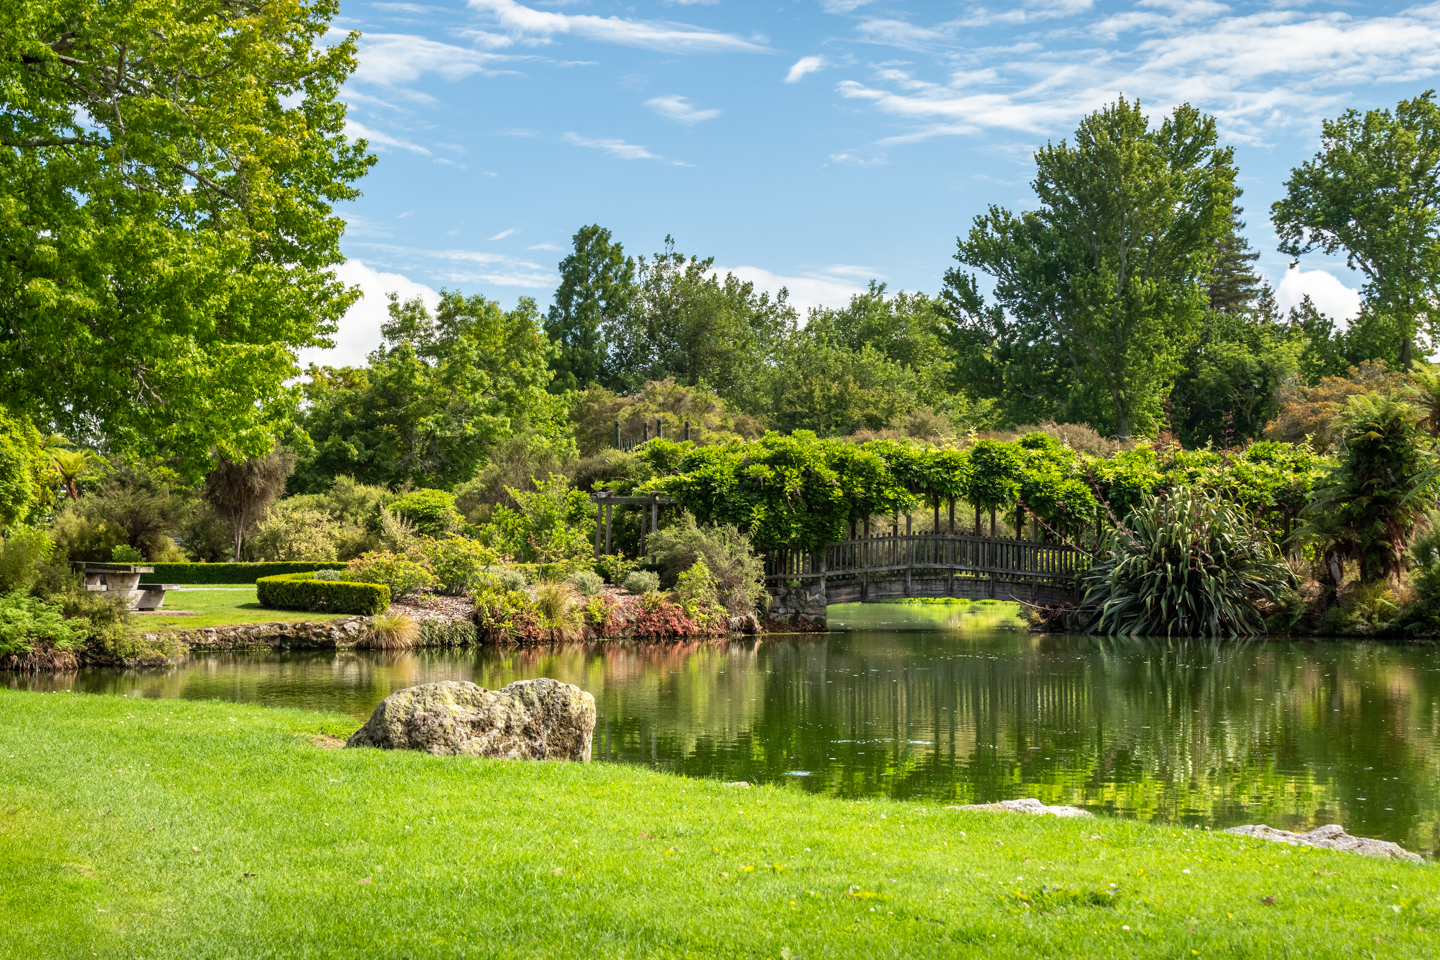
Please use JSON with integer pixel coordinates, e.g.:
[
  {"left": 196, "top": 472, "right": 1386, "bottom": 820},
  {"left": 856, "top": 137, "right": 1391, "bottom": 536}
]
[
  {"left": 133, "top": 586, "right": 352, "bottom": 630},
  {"left": 0, "top": 690, "right": 1434, "bottom": 959}
]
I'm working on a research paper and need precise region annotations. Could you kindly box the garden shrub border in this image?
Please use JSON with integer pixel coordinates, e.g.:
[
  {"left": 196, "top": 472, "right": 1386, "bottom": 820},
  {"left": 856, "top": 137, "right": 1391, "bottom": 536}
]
[
  {"left": 255, "top": 572, "right": 390, "bottom": 616},
  {"left": 144, "top": 562, "right": 347, "bottom": 585}
]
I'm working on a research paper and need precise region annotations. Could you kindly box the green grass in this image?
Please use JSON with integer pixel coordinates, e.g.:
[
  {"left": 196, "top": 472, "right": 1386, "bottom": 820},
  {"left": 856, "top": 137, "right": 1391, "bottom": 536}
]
[
  {"left": 134, "top": 587, "right": 352, "bottom": 630},
  {"left": 0, "top": 690, "right": 1434, "bottom": 959}
]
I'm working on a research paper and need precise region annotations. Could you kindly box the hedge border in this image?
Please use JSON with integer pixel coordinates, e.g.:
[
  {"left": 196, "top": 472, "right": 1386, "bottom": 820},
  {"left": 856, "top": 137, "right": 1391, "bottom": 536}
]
[
  {"left": 144, "top": 562, "right": 347, "bottom": 585},
  {"left": 255, "top": 573, "right": 390, "bottom": 616}
]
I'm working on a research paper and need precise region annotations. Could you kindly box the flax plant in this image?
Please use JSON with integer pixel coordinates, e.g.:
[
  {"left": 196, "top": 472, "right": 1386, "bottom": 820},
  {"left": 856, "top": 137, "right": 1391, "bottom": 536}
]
[{"left": 1080, "top": 487, "right": 1292, "bottom": 636}]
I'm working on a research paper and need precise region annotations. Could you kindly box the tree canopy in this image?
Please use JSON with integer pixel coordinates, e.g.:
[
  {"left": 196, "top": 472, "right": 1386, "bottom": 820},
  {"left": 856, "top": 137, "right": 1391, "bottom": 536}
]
[
  {"left": 0, "top": 0, "right": 373, "bottom": 475},
  {"left": 951, "top": 99, "right": 1237, "bottom": 439}
]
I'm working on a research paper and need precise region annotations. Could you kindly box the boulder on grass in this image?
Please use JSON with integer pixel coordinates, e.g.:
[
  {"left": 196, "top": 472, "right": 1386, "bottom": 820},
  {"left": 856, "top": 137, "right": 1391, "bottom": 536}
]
[
  {"left": 346, "top": 679, "right": 596, "bottom": 761},
  {"left": 1225, "top": 824, "right": 1423, "bottom": 864}
]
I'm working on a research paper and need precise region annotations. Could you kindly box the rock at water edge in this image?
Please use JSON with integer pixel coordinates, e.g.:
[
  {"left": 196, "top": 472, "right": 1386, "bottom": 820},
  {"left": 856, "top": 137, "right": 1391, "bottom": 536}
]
[
  {"left": 346, "top": 678, "right": 596, "bottom": 761},
  {"left": 950, "top": 798, "right": 1092, "bottom": 818},
  {"left": 1225, "top": 824, "right": 1423, "bottom": 864}
]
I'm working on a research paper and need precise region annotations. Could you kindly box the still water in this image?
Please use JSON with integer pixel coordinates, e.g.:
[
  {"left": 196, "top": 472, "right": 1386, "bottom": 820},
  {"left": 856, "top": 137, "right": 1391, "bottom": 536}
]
[{"left": 8, "top": 602, "right": 1440, "bottom": 856}]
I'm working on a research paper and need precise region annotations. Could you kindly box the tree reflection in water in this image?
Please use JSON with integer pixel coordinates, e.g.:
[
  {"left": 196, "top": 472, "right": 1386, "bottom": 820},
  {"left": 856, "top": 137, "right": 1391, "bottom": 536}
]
[{"left": 10, "top": 607, "right": 1438, "bottom": 855}]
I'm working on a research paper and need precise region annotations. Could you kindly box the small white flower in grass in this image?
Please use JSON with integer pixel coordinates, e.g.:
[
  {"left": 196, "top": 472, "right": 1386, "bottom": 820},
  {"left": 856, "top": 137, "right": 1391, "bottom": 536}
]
[{"left": 1122, "top": 925, "right": 1131, "bottom": 931}]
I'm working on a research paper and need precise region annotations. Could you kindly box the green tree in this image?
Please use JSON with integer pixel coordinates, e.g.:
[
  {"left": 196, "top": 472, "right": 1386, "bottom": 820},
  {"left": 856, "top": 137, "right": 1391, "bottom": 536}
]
[
  {"left": 767, "top": 336, "right": 920, "bottom": 436},
  {"left": 0, "top": 0, "right": 373, "bottom": 475},
  {"left": 1300, "top": 394, "right": 1436, "bottom": 585},
  {"left": 1273, "top": 90, "right": 1440, "bottom": 370},
  {"left": 545, "top": 224, "right": 635, "bottom": 393},
  {"left": 1207, "top": 197, "right": 1262, "bottom": 314},
  {"left": 952, "top": 98, "right": 1237, "bottom": 439},
  {"left": 295, "top": 291, "right": 570, "bottom": 491},
  {"left": 607, "top": 238, "right": 795, "bottom": 413},
  {"left": 1169, "top": 289, "right": 1301, "bottom": 447}
]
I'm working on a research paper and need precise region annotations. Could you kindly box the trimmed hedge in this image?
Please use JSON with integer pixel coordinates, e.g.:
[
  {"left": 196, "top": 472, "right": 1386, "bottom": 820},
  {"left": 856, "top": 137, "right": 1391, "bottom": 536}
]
[
  {"left": 255, "top": 573, "right": 390, "bottom": 616},
  {"left": 144, "top": 562, "right": 347, "bottom": 585}
]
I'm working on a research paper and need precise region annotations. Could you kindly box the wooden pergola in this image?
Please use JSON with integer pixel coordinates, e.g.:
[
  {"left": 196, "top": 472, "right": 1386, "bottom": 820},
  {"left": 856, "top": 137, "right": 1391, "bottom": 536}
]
[{"left": 590, "top": 491, "right": 673, "bottom": 559}]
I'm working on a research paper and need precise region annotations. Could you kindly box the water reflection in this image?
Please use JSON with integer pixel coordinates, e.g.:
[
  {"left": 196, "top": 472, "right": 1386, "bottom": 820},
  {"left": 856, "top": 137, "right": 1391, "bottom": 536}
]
[{"left": 8, "top": 605, "right": 1438, "bottom": 855}]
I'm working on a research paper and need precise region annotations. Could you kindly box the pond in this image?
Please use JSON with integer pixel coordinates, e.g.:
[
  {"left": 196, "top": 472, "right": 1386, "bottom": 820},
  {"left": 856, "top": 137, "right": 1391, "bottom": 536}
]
[{"left": 8, "top": 601, "right": 1440, "bottom": 857}]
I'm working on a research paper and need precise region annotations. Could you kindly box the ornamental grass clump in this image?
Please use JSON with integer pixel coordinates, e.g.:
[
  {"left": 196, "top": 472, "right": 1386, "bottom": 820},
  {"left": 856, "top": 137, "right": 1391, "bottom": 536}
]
[
  {"left": 533, "top": 582, "right": 582, "bottom": 641},
  {"left": 359, "top": 612, "right": 420, "bottom": 650},
  {"left": 1080, "top": 486, "right": 1292, "bottom": 637}
]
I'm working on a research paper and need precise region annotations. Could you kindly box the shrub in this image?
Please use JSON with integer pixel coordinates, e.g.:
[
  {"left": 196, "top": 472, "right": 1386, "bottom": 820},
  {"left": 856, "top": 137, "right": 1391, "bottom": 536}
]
[
  {"left": 582, "top": 594, "right": 621, "bottom": 638},
  {"left": 142, "top": 562, "right": 347, "bottom": 584},
  {"left": 623, "top": 570, "right": 661, "bottom": 595},
  {"left": 568, "top": 570, "right": 604, "bottom": 597},
  {"left": 474, "top": 588, "right": 543, "bottom": 644},
  {"left": 420, "top": 537, "right": 498, "bottom": 594},
  {"left": 674, "top": 560, "right": 728, "bottom": 626},
  {"left": 630, "top": 594, "right": 706, "bottom": 639},
  {"left": 0, "top": 592, "right": 85, "bottom": 660},
  {"left": 1080, "top": 487, "right": 1293, "bottom": 637},
  {"left": 376, "top": 508, "right": 421, "bottom": 554},
  {"left": 419, "top": 619, "right": 478, "bottom": 646},
  {"left": 343, "top": 552, "right": 437, "bottom": 599},
  {"left": 358, "top": 612, "right": 420, "bottom": 649},
  {"left": 478, "top": 565, "right": 528, "bottom": 592},
  {"left": 314, "top": 569, "right": 343, "bottom": 581},
  {"left": 479, "top": 473, "right": 595, "bottom": 566},
  {"left": 256, "top": 572, "right": 391, "bottom": 615},
  {"left": 111, "top": 543, "right": 144, "bottom": 563},
  {"left": 248, "top": 498, "right": 342, "bottom": 561},
  {"left": 647, "top": 513, "right": 765, "bottom": 617},
  {"left": 0, "top": 528, "right": 53, "bottom": 593},
  {"left": 455, "top": 436, "right": 573, "bottom": 525},
  {"left": 389, "top": 489, "right": 463, "bottom": 537}
]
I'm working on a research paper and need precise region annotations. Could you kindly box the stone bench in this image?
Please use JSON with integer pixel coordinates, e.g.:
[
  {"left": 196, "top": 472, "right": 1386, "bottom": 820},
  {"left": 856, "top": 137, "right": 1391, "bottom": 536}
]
[{"left": 136, "top": 584, "right": 180, "bottom": 611}]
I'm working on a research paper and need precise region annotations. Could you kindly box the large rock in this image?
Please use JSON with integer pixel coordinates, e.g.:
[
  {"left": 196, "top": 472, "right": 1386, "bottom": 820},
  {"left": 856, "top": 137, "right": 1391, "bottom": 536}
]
[
  {"left": 950, "top": 798, "right": 1092, "bottom": 818},
  {"left": 345, "top": 679, "right": 596, "bottom": 761},
  {"left": 1226, "top": 824, "right": 1423, "bottom": 864}
]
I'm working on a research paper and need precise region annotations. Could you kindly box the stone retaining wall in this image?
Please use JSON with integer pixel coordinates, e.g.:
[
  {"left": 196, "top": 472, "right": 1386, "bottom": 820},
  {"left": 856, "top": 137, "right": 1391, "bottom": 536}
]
[{"left": 149, "top": 617, "right": 371, "bottom": 650}]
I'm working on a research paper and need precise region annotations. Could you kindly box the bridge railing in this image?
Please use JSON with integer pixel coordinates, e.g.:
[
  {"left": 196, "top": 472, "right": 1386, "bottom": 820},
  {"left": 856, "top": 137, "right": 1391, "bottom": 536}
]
[{"left": 763, "top": 533, "right": 1086, "bottom": 587}]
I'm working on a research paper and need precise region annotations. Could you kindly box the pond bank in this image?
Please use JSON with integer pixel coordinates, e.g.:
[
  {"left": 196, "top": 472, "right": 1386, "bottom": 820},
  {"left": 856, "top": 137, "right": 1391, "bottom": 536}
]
[{"left": 1, "top": 689, "right": 1430, "bottom": 959}]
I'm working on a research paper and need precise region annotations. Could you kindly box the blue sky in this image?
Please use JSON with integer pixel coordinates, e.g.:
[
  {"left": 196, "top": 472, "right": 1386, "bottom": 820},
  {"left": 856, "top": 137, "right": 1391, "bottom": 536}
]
[{"left": 312, "top": 0, "right": 1440, "bottom": 366}]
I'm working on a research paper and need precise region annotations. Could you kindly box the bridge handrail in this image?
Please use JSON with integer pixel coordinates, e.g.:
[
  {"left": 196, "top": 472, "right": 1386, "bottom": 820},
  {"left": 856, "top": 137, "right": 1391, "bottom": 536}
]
[{"left": 762, "top": 532, "right": 1087, "bottom": 585}]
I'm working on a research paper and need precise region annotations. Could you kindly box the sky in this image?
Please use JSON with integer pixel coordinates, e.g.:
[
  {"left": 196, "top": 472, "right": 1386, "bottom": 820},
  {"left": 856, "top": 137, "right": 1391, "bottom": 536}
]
[{"left": 310, "top": 0, "right": 1440, "bottom": 367}]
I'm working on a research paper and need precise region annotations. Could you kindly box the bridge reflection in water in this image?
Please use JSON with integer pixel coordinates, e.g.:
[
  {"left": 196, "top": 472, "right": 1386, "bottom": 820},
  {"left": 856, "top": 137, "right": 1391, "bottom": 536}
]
[{"left": 764, "top": 533, "right": 1087, "bottom": 609}]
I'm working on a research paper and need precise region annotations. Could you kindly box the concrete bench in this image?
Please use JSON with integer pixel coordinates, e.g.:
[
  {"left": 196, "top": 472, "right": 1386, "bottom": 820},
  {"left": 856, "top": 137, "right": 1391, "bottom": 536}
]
[{"left": 136, "top": 584, "right": 180, "bottom": 612}]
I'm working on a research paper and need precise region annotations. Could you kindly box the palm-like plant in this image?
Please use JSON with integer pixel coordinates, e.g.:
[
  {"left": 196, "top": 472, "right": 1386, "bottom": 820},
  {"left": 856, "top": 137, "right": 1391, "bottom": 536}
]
[
  {"left": 42, "top": 436, "right": 104, "bottom": 501},
  {"left": 1080, "top": 486, "right": 1292, "bottom": 637},
  {"left": 1298, "top": 393, "right": 1437, "bottom": 586}
]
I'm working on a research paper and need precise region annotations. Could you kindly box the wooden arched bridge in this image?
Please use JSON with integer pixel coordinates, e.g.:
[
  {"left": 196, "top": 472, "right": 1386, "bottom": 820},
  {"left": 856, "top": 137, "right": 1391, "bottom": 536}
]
[
  {"left": 764, "top": 532, "right": 1086, "bottom": 619},
  {"left": 588, "top": 492, "right": 1087, "bottom": 619}
]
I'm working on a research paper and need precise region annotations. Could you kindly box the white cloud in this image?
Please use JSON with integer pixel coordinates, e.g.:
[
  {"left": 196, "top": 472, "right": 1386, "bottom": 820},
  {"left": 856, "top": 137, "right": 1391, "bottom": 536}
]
[
  {"left": 300, "top": 260, "right": 439, "bottom": 368},
  {"left": 785, "top": 55, "right": 827, "bottom": 83},
  {"left": 489, "top": 228, "right": 517, "bottom": 240},
  {"left": 645, "top": 94, "right": 722, "bottom": 124},
  {"left": 563, "top": 132, "right": 664, "bottom": 160},
  {"left": 348, "top": 242, "right": 556, "bottom": 288},
  {"left": 830, "top": 6, "right": 1440, "bottom": 146},
  {"left": 466, "top": 0, "right": 770, "bottom": 53},
  {"left": 351, "top": 33, "right": 514, "bottom": 86},
  {"left": 720, "top": 265, "right": 872, "bottom": 313},
  {"left": 344, "top": 119, "right": 432, "bottom": 155},
  {"left": 528, "top": 242, "right": 563, "bottom": 251},
  {"left": 829, "top": 151, "right": 888, "bottom": 166},
  {"left": 1276, "top": 265, "right": 1363, "bottom": 324},
  {"left": 822, "top": 0, "right": 879, "bottom": 12}
]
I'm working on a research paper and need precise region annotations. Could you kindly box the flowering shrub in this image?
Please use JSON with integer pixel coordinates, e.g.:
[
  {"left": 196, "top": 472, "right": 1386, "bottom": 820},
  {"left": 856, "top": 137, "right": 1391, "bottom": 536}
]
[{"left": 344, "top": 551, "right": 437, "bottom": 599}]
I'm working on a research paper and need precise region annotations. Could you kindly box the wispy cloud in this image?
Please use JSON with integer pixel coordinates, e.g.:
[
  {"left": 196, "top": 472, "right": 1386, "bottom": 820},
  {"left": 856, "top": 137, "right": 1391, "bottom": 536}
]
[
  {"left": 563, "top": 132, "right": 665, "bottom": 160},
  {"left": 528, "top": 242, "right": 563, "bottom": 251},
  {"left": 349, "top": 242, "right": 556, "bottom": 288},
  {"left": 720, "top": 264, "right": 876, "bottom": 313},
  {"left": 785, "top": 55, "right": 827, "bottom": 83},
  {"left": 351, "top": 33, "right": 519, "bottom": 86},
  {"left": 645, "top": 94, "right": 721, "bottom": 124},
  {"left": 344, "top": 119, "right": 432, "bottom": 155},
  {"left": 467, "top": 0, "right": 771, "bottom": 53},
  {"left": 489, "top": 228, "right": 517, "bottom": 240}
]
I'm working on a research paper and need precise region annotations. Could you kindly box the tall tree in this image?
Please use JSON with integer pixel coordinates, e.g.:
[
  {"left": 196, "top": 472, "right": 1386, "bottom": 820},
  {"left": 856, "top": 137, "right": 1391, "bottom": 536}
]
[
  {"left": 0, "top": 0, "right": 373, "bottom": 477},
  {"left": 204, "top": 448, "right": 296, "bottom": 561},
  {"left": 1207, "top": 196, "right": 1262, "bottom": 314},
  {"left": 607, "top": 238, "right": 795, "bottom": 415},
  {"left": 293, "top": 291, "right": 570, "bottom": 491},
  {"left": 951, "top": 98, "right": 1237, "bottom": 439},
  {"left": 1273, "top": 90, "right": 1440, "bottom": 370},
  {"left": 544, "top": 225, "right": 636, "bottom": 393}
]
